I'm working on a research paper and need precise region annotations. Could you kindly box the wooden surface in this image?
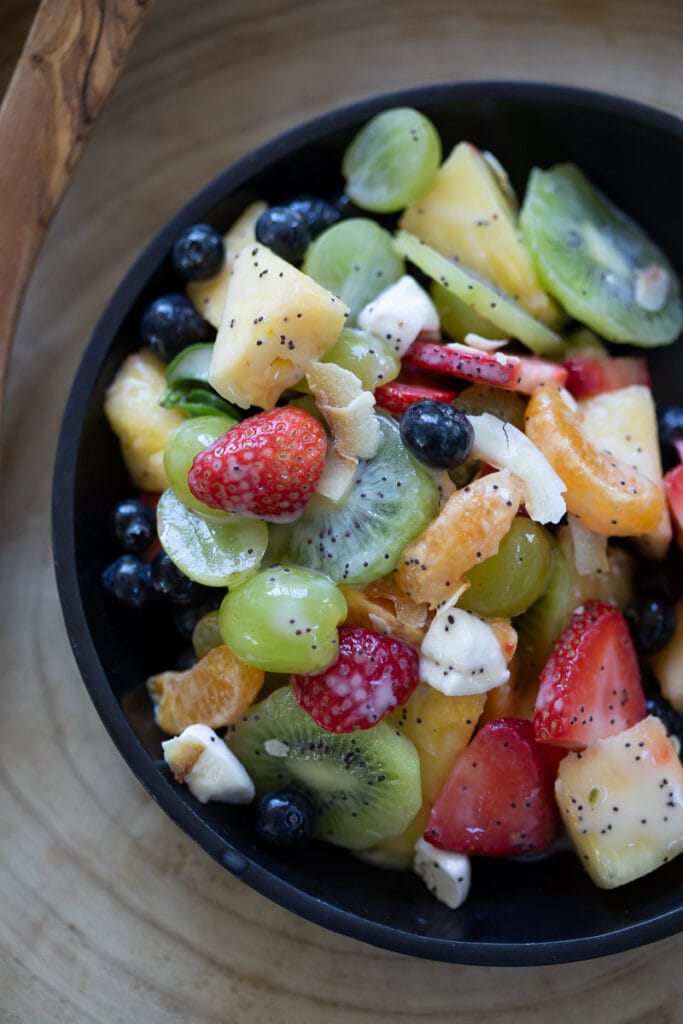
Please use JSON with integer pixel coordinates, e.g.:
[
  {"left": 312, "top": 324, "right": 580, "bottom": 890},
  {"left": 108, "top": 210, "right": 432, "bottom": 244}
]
[
  {"left": 1, "top": 1, "right": 682, "bottom": 1020},
  {"left": 0, "top": 0, "right": 153, "bottom": 419}
]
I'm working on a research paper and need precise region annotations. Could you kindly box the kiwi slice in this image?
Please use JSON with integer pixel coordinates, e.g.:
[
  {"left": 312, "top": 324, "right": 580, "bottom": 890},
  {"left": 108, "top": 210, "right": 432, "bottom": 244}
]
[
  {"left": 520, "top": 164, "right": 683, "bottom": 346},
  {"left": 513, "top": 539, "right": 574, "bottom": 685},
  {"left": 394, "top": 229, "right": 563, "bottom": 356},
  {"left": 267, "top": 415, "right": 439, "bottom": 585},
  {"left": 228, "top": 687, "right": 422, "bottom": 850}
]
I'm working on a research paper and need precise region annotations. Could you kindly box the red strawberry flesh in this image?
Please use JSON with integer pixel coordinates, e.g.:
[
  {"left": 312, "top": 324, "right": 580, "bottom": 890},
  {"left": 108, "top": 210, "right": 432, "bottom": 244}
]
[
  {"left": 404, "top": 340, "right": 567, "bottom": 394},
  {"left": 375, "top": 378, "right": 458, "bottom": 415},
  {"left": 187, "top": 406, "right": 327, "bottom": 523},
  {"left": 291, "top": 625, "right": 419, "bottom": 733},
  {"left": 425, "top": 718, "right": 559, "bottom": 856},
  {"left": 664, "top": 464, "right": 683, "bottom": 553},
  {"left": 533, "top": 601, "right": 646, "bottom": 750},
  {"left": 563, "top": 356, "right": 650, "bottom": 399}
]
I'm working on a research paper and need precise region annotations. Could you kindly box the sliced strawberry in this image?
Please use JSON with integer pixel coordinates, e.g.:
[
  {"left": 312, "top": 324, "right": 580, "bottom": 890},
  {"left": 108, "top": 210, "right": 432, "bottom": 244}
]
[
  {"left": 187, "top": 406, "right": 327, "bottom": 523},
  {"left": 664, "top": 464, "right": 683, "bottom": 552},
  {"left": 403, "top": 340, "right": 566, "bottom": 394},
  {"left": 290, "top": 625, "right": 419, "bottom": 732},
  {"left": 374, "top": 377, "right": 458, "bottom": 415},
  {"left": 564, "top": 356, "right": 650, "bottom": 399},
  {"left": 533, "top": 601, "right": 646, "bottom": 750},
  {"left": 425, "top": 718, "right": 559, "bottom": 856}
]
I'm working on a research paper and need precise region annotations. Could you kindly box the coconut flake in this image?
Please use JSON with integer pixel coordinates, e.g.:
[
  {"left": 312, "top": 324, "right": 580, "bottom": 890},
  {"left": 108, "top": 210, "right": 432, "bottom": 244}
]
[
  {"left": 463, "top": 332, "right": 509, "bottom": 352},
  {"left": 358, "top": 275, "right": 440, "bottom": 356},
  {"left": 567, "top": 513, "right": 610, "bottom": 576}
]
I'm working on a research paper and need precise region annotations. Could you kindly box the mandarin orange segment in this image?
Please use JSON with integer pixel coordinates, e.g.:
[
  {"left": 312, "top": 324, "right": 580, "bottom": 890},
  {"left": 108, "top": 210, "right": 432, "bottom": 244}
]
[
  {"left": 395, "top": 470, "right": 523, "bottom": 607},
  {"left": 487, "top": 617, "right": 518, "bottom": 664},
  {"left": 148, "top": 645, "right": 264, "bottom": 735},
  {"left": 481, "top": 658, "right": 538, "bottom": 725},
  {"left": 525, "top": 383, "right": 664, "bottom": 536},
  {"left": 340, "top": 573, "right": 430, "bottom": 647}
]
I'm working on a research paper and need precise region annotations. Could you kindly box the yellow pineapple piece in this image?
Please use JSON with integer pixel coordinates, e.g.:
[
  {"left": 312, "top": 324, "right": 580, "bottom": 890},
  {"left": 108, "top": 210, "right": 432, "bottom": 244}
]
[
  {"left": 579, "top": 385, "right": 671, "bottom": 559},
  {"left": 208, "top": 244, "right": 349, "bottom": 410},
  {"left": 364, "top": 805, "right": 431, "bottom": 869},
  {"left": 557, "top": 525, "right": 635, "bottom": 610},
  {"left": 395, "top": 470, "right": 523, "bottom": 607},
  {"left": 104, "top": 348, "right": 184, "bottom": 491},
  {"left": 651, "top": 597, "right": 683, "bottom": 711},
  {"left": 148, "top": 645, "right": 264, "bottom": 735},
  {"left": 186, "top": 200, "right": 267, "bottom": 328},
  {"left": 400, "top": 142, "right": 561, "bottom": 325},
  {"left": 482, "top": 658, "right": 537, "bottom": 724}
]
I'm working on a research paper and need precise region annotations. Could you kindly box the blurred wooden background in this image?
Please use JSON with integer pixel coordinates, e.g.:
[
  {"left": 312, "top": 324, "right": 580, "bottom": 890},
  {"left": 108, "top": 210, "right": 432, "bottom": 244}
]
[{"left": 1, "top": 1, "right": 682, "bottom": 1021}]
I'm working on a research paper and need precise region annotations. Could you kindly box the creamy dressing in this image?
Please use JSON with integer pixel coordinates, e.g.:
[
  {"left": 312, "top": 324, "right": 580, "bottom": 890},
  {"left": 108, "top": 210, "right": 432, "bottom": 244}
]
[
  {"left": 420, "top": 605, "right": 509, "bottom": 696},
  {"left": 358, "top": 275, "right": 439, "bottom": 357},
  {"left": 163, "top": 724, "right": 255, "bottom": 804},
  {"left": 413, "top": 838, "right": 471, "bottom": 909}
]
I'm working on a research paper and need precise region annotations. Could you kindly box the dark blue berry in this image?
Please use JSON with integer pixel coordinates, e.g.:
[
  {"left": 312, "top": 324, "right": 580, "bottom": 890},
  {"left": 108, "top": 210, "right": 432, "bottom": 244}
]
[
  {"left": 399, "top": 400, "right": 474, "bottom": 469},
  {"left": 642, "top": 671, "right": 683, "bottom": 750},
  {"left": 625, "top": 596, "right": 677, "bottom": 655},
  {"left": 254, "top": 791, "right": 315, "bottom": 849},
  {"left": 330, "top": 192, "right": 361, "bottom": 219},
  {"left": 657, "top": 405, "right": 683, "bottom": 470},
  {"left": 287, "top": 195, "right": 341, "bottom": 237},
  {"left": 102, "top": 554, "right": 153, "bottom": 610},
  {"left": 140, "top": 294, "right": 215, "bottom": 362},
  {"left": 150, "top": 551, "right": 195, "bottom": 603},
  {"left": 172, "top": 224, "right": 225, "bottom": 281},
  {"left": 109, "top": 498, "right": 156, "bottom": 554},
  {"left": 255, "top": 206, "right": 312, "bottom": 263},
  {"left": 172, "top": 587, "right": 224, "bottom": 641}
]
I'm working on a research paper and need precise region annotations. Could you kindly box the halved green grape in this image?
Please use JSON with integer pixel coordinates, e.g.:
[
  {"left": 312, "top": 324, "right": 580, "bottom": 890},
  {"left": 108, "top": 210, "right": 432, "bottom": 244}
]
[
  {"left": 394, "top": 229, "right": 563, "bottom": 356},
  {"left": 342, "top": 107, "right": 442, "bottom": 213},
  {"left": 192, "top": 609, "right": 223, "bottom": 659},
  {"left": 520, "top": 164, "right": 683, "bottom": 346},
  {"left": 163, "top": 414, "right": 238, "bottom": 520},
  {"left": 303, "top": 218, "right": 404, "bottom": 323},
  {"left": 219, "top": 566, "right": 347, "bottom": 673},
  {"left": 166, "top": 343, "right": 214, "bottom": 388},
  {"left": 513, "top": 539, "right": 574, "bottom": 685},
  {"left": 157, "top": 488, "right": 267, "bottom": 587},
  {"left": 294, "top": 327, "right": 400, "bottom": 394},
  {"left": 458, "top": 518, "right": 553, "bottom": 618},
  {"left": 228, "top": 686, "right": 422, "bottom": 850}
]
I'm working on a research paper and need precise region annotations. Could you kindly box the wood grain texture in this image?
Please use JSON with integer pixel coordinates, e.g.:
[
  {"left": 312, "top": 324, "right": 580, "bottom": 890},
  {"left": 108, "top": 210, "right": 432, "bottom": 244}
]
[
  {"left": 0, "top": 0, "right": 153, "bottom": 421},
  {"left": 1, "top": 0, "right": 682, "bottom": 1020}
]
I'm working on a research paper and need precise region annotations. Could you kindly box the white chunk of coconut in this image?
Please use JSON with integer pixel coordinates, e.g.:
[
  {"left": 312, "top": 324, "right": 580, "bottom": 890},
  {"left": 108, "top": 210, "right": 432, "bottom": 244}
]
[
  {"left": 163, "top": 724, "right": 254, "bottom": 805},
  {"left": 315, "top": 446, "right": 358, "bottom": 502},
  {"left": 413, "top": 838, "right": 471, "bottom": 910},
  {"left": 467, "top": 412, "right": 566, "bottom": 524},
  {"left": 463, "top": 332, "right": 509, "bottom": 352},
  {"left": 357, "top": 275, "right": 440, "bottom": 357},
  {"left": 420, "top": 605, "right": 509, "bottom": 697}
]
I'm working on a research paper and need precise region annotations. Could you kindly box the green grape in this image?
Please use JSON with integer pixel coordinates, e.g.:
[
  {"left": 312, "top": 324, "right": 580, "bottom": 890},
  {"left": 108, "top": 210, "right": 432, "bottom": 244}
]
[
  {"left": 342, "top": 107, "right": 442, "bottom": 213},
  {"left": 294, "top": 327, "right": 400, "bottom": 394},
  {"left": 303, "top": 218, "right": 404, "bottom": 323},
  {"left": 157, "top": 488, "right": 267, "bottom": 587},
  {"left": 192, "top": 609, "right": 223, "bottom": 659},
  {"left": 430, "top": 280, "right": 502, "bottom": 341},
  {"left": 458, "top": 518, "right": 554, "bottom": 618},
  {"left": 219, "top": 566, "right": 347, "bottom": 673},
  {"left": 163, "top": 414, "right": 237, "bottom": 520}
]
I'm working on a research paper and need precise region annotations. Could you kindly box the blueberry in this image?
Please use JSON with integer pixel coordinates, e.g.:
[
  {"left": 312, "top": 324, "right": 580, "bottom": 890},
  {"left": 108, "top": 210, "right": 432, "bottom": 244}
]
[
  {"left": 109, "top": 498, "right": 156, "bottom": 554},
  {"left": 255, "top": 206, "right": 312, "bottom": 263},
  {"left": 172, "top": 587, "right": 224, "bottom": 641},
  {"left": 399, "top": 400, "right": 474, "bottom": 469},
  {"left": 330, "top": 192, "right": 361, "bottom": 219},
  {"left": 254, "top": 791, "right": 315, "bottom": 849},
  {"left": 642, "top": 671, "right": 683, "bottom": 750},
  {"left": 657, "top": 405, "right": 683, "bottom": 469},
  {"left": 624, "top": 596, "right": 677, "bottom": 655},
  {"left": 172, "top": 223, "right": 225, "bottom": 282},
  {"left": 287, "top": 194, "right": 341, "bottom": 237},
  {"left": 102, "top": 554, "right": 153, "bottom": 610},
  {"left": 150, "top": 551, "right": 195, "bottom": 603},
  {"left": 140, "top": 294, "right": 215, "bottom": 362}
]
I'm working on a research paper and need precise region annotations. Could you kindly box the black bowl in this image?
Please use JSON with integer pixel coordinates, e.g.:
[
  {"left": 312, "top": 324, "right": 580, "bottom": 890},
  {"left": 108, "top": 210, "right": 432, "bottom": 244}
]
[{"left": 53, "top": 82, "right": 683, "bottom": 966}]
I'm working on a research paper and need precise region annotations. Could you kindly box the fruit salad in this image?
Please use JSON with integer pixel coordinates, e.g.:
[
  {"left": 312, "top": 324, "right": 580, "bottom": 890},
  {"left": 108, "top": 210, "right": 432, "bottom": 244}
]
[{"left": 102, "top": 106, "right": 683, "bottom": 911}]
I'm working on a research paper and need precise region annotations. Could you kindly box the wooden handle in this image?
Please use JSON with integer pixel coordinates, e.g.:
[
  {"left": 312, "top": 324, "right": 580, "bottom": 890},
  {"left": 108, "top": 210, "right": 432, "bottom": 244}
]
[{"left": 0, "top": 0, "right": 154, "bottom": 419}]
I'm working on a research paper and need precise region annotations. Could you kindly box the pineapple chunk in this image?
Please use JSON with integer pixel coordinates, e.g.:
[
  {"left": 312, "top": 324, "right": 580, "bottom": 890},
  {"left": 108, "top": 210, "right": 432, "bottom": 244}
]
[
  {"left": 186, "top": 200, "right": 266, "bottom": 328},
  {"left": 555, "top": 716, "right": 683, "bottom": 888},
  {"left": 651, "top": 597, "right": 683, "bottom": 711},
  {"left": 104, "top": 348, "right": 184, "bottom": 491},
  {"left": 209, "top": 245, "right": 349, "bottom": 410},
  {"left": 580, "top": 385, "right": 671, "bottom": 558},
  {"left": 400, "top": 142, "right": 561, "bottom": 326}
]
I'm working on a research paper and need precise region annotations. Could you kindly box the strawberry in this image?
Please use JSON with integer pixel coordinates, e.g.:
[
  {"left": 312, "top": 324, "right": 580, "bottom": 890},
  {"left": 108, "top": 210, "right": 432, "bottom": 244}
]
[
  {"left": 375, "top": 375, "right": 458, "bottom": 415},
  {"left": 425, "top": 718, "right": 559, "bottom": 856},
  {"left": 563, "top": 356, "right": 650, "bottom": 399},
  {"left": 664, "top": 464, "right": 683, "bottom": 552},
  {"left": 533, "top": 601, "right": 646, "bottom": 750},
  {"left": 187, "top": 406, "right": 327, "bottom": 522},
  {"left": 290, "top": 625, "right": 419, "bottom": 733},
  {"left": 403, "top": 340, "right": 567, "bottom": 394}
]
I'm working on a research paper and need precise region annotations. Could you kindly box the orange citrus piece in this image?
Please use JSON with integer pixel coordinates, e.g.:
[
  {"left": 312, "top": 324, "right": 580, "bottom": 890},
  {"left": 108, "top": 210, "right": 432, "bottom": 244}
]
[
  {"left": 340, "top": 573, "right": 430, "bottom": 646},
  {"left": 481, "top": 658, "right": 538, "bottom": 725},
  {"left": 148, "top": 645, "right": 264, "bottom": 735},
  {"left": 395, "top": 470, "right": 523, "bottom": 607},
  {"left": 525, "top": 383, "right": 664, "bottom": 536}
]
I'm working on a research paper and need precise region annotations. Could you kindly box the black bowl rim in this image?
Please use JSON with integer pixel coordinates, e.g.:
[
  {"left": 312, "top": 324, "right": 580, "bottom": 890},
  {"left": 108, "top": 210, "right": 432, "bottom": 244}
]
[{"left": 53, "top": 80, "right": 683, "bottom": 967}]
